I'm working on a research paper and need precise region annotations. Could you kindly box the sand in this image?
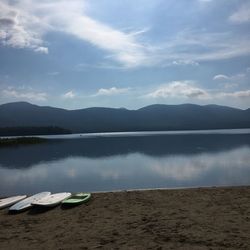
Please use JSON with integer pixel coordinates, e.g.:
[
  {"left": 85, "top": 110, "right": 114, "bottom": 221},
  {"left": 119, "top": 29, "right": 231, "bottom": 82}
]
[{"left": 0, "top": 186, "right": 250, "bottom": 249}]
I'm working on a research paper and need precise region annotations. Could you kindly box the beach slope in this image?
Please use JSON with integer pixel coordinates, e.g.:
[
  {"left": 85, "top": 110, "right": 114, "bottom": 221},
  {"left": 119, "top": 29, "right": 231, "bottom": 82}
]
[{"left": 0, "top": 187, "right": 250, "bottom": 249}]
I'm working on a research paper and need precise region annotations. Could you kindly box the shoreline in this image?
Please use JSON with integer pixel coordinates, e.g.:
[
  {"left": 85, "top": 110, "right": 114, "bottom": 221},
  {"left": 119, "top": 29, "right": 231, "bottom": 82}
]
[
  {"left": 1, "top": 127, "right": 250, "bottom": 140},
  {"left": 0, "top": 137, "right": 47, "bottom": 147},
  {"left": 90, "top": 184, "right": 250, "bottom": 194},
  {"left": 0, "top": 186, "right": 250, "bottom": 249},
  {"left": 1, "top": 185, "right": 248, "bottom": 198}
]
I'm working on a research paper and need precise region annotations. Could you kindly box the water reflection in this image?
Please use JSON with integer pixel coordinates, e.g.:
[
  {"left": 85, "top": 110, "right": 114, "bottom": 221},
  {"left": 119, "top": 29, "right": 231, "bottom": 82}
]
[
  {"left": 1, "top": 134, "right": 250, "bottom": 169},
  {"left": 0, "top": 133, "right": 250, "bottom": 196}
]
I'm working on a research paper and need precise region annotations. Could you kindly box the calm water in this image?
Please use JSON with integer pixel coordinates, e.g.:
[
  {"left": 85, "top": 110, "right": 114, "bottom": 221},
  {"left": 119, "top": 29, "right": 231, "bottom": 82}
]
[{"left": 1, "top": 129, "right": 250, "bottom": 196}]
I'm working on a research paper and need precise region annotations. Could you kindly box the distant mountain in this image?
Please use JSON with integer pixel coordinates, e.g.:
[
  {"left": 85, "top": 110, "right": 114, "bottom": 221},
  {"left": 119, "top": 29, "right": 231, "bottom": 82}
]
[{"left": 0, "top": 102, "right": 250, "bottom": 134}]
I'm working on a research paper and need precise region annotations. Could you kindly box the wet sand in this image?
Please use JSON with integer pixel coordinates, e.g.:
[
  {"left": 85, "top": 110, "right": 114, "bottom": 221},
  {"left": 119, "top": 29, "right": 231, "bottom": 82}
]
[{"left": 0, "top": 186, "right": 250, "bottom": 249}]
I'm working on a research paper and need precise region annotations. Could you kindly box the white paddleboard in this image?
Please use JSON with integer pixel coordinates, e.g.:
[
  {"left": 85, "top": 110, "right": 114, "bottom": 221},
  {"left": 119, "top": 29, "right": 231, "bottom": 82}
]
[
  {"left": 9, "top": 192, "right": 51, "bottom": 211},
  {"left": 0, "top": 195, "right": 27, "bottom": 209},
  {"left": 32, "top": 192, "right": 71, "bottom": 207}
]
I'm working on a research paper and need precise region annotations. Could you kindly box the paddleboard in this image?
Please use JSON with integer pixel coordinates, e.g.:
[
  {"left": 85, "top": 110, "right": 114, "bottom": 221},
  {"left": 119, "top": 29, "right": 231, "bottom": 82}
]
[
  {"left": 9, "top": 192, "right": 51, "bottom": 212},
  {"left": 32, "top": 192, "right": 71, "bottom": 207},
  {"left": 62, "top": 193, "right": 91, "bottom": 205},
  {"left": 0, "top": 195, "right": 27, "bottom": 209}
]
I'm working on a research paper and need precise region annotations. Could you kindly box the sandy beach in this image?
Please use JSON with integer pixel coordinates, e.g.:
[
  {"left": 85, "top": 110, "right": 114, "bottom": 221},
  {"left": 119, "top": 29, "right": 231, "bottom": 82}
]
[{"left": 0, "top": 186, "right": 250, "bottom": 249}]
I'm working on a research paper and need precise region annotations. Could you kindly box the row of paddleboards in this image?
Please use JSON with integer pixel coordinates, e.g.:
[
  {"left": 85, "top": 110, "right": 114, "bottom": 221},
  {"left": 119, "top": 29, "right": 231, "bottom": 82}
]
[{"left": 0, "top": 192, "right": 91, "bottom": 212}]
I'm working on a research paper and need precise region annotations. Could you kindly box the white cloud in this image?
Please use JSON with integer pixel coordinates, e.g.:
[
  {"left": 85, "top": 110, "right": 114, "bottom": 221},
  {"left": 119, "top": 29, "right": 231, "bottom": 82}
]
[
  {"left": 2, "top": 87, "right": 47, "bottom": 101},
  {"left": 77, "top": 28, "right": 250, "bottom": 67},
  {"left": 172, "top": 60, "right": 199, "bottom": 66},
  {"left": 62, "top": 90, "right": 75, "bottom": 99},
  {"left": 146, "top": 81, "right": 209, "bottom": 99},
  {"left": 0, "top": 1, "right": 49, "bottom": 53},
  {"left": 75, "top": 62, "right": 126, "bottom": 71},
  {"left": 0, "top": 1, "right": 250, "bottom": 68},
  {"left": 229, "top": 3, "right": 250, "bottom": 24},
  {"left": 145, "top": 81, "right": 250, "bottom": 102},
  {"left": 159, "top": 30, "right": 250, "bottom": 62},
  {"left": 0, "top": 0, "right": 148, "bottom": 67},
  {"left": 219, "top": 90, "right": 250, "bottom": 98},
  {"left": 213, "top": 72, "right": 247, "bottom": 85},
  {"left": 94, "top": 87, "right": 130, "bottom": 97},
  {"left": 34, "top": 46, "right": 48, "bottom": 54},
  {"left": 213, "top": 74, "right": 229, "bottom": 80},
  {"left": 63, "top": 15, "right": 148, "bottom": 67}
]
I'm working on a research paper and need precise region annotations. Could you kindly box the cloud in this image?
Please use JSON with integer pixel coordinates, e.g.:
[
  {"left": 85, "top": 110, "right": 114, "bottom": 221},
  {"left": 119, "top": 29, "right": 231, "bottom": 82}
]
[
  {"left": 160, "top": 30, "right": 250, "bottom": 62},
  {"left": 229, "top": 3, "right": 250, "bottom": 24},
  {"left": 145, "top": 80, "right": 250, "bottom": 102},
  {"left": 75, "top": 62, "right": 126, "bottom": 71},
  {"left": 0, "top": 17, "right": 15, "bottom": 26},
  {"left": 146, "top": 81, "right": 209, "bottom": 99},
  {"left": 94, "top": 87, "right": 130, "bottom": 97},
  {"left": 62, "top": 90, "right": 75, "bottom": 99},
  {"left": 213, "top": 72, "right": 247, "bottom": 84},
  {"left": 2, "top": 87, "right": 47, "bottom": 101},
  {"left": 0, "top": 1, "right": 49, "bottom": 53},
  {"left": 219, "top": 90, "right": 250, "bottom": 98},
  {"left": 1, "top": 1, "right": 250, "bottom": 68},
  {"left": 172, "top": 60, "right": 199, "bottom": 66},
  {"left": 0, "top": 0, "right": 148, "bottom": 67},
  {"left": 213, "top": 74, "right": 229, "bottom": 80},
  {"left": 34, "top": 47, "right": 48, "bottom": 54},
  {"left": 62, "top": 15, "right": 149, "bottom": 68}
]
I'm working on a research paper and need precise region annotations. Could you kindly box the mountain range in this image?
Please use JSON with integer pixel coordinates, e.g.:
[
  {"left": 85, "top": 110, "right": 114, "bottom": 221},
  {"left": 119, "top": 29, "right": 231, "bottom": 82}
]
[{"left": 0, "top": 102, "right": 250, "bottom": 134}]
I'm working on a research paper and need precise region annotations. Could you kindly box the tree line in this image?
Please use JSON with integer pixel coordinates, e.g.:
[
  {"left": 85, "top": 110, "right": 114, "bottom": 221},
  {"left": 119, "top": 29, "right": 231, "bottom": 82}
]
[{"left": 0, "top": 126, "right": 71, "bottom": 136}]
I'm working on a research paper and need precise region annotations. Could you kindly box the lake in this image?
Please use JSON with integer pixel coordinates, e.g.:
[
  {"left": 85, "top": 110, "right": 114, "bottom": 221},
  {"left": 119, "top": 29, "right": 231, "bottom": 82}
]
[{"left": 1, "top": 129, "right": 250, "bottom": 196}]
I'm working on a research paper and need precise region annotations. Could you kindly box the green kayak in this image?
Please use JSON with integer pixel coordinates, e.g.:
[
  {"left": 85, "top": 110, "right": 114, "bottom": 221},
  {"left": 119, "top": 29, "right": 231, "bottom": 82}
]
[{"left": 62, "top": 193, "right": 91, "bottom": 205}]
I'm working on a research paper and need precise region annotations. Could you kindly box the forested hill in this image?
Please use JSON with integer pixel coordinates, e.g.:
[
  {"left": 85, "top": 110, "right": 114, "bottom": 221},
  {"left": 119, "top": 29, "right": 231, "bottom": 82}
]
[{"left": 0, "top": 102, "right": 250, "bottom": 135}]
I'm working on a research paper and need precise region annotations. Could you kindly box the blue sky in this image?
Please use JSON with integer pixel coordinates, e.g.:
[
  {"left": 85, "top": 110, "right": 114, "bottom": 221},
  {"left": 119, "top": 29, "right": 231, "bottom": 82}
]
[{"left": 0, "top": 0, "right": 250, "bottom": 109}]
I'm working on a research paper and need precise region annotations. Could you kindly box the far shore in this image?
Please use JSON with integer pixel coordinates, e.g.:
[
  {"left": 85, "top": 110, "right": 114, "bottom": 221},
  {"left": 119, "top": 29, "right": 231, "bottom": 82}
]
[
  {"left": 1, "top": 127, "right": 250, "bottom": 140},
  {"left": 0, "top": 137, "right": 47, "bottom": 147},
  {"left": 0, "top": 186, "right": 249, "bottom": 249}
]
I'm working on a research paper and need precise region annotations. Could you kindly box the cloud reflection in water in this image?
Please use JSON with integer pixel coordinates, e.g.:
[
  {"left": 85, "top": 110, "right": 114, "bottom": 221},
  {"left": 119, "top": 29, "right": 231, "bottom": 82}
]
[{"left": 0, "top": 145, "right": 250, "bottom": 196}]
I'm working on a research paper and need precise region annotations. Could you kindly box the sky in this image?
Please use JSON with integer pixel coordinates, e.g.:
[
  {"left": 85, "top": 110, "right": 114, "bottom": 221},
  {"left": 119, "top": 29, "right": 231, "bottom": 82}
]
[{"left": 0, "top": 0, "right": 250, "bottom": 110}]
